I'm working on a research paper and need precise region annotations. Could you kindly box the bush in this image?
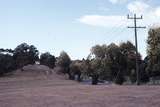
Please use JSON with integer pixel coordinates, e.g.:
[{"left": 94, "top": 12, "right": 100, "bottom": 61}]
[
  {"left": 0, "top": 53, "right": 16, "bottom": 76},
  {"left": 56, "top": 51, "right": 71, "bottom": 78},
  {"left": 69, "top": 61, "right": 82, "bottom": 81},
  {"left": 13, "top": 43, "right": 39, "bottom": 69},
  {"left": 40, "top": 52, "right": 56, "bottom": 69}
]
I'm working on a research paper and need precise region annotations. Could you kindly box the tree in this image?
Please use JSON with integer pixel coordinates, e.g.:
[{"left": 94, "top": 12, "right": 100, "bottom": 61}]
[
  {"left": 0, "top": 53, "right": 16, "bottom": 76},
  {"left": 56, "top": 51, "right": 71, "bottom": 79},
  {"left": 105, "top": 43, "right": 125, "bottom": 85},
  {"left": 90, "top": 45, "right": 106, "bottom": 84},
  {"left": 13, "top": 43, "right": 39, "bottom": 69},
  {"left": 90, "top": 44, "right": 108, "bottom": 84},
  {"left": 147, "top": 28, "right": 160, "bottom": 78},
  {"left": 120, "top": 41, "right": 142, "bottom": 84},
  {"left": 90, "top": 58, "right": 103, "bottom": 85},
  {"left": 0, "top": 48, "right": 14, "bottom": 53},
  {"left": 90, "top": 43, "right": 126, "bottom": 85},
  {"left": 28, "top": 45, "right": 39, "bottom": 64},
  {"left": 119, "top": 41, "right": 136, "bottom": 56},
  {"left": 139, "top": 60, "right": 149, "bottom": 83},
  {"left": 69, "top": 60, "right": 82, "bottom": 81},
  {"left": 91, "top": 44, "right": 107, "bottom": 59},
  {"left": 80, "top": 58, "right": 93, "bottom": 80},
  {"left": 40, "top": 52, "right": 56, "bottom": 69}
]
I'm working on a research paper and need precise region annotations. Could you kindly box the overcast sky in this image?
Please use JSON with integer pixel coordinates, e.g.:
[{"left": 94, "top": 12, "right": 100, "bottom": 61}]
[{"left": 0, "top": 0, "right": 160, "bottom": 59}]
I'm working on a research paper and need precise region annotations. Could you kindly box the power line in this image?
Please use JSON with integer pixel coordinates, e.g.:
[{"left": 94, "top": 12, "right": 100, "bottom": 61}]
[
  {"left": 127, "top": 14, "right": 146, "bottom": 85},
  {"left": 105, "top": 22, "right": 127, "bottom": 43}
]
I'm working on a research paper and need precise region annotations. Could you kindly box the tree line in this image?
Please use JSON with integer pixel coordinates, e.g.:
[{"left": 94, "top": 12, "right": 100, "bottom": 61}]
[{"left": 0, "top": 27, "right": 160, "bottom": 85}]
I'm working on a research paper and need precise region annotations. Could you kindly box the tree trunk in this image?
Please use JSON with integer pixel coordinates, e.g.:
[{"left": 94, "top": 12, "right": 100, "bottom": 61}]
[{"left": 92, "top": 74, "right": 99, "bottom": 85}]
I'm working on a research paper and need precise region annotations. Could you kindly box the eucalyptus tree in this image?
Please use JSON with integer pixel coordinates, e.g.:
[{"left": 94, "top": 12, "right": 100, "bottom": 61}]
[
  {"left": 120, "top": 41, "right": 142, "bottom": 83},
  {"left": 13, "top": 43, "right": 39, "bottom": 69},
  {"left": 69, "top": 60, "right": 82, "bottom": 81},
  {"left": 56, "top": 51, "right": 71, "bottom": 79},
  {"left": 90, "top": 43, "right": 126, "bottom": 85},
  {"left": 0, "top": 50, "right": 16, "bottom": 76},
  {"left": 146, "top": 28, "right": 160, "bottom": 78},
  {"left": 40, "top": 52, "right": 56, "bottom": 69}
]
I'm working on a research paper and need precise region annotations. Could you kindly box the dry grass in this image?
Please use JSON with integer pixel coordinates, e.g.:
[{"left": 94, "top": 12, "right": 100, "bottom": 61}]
[{"left": 0, "top": 65, "right": 160, "bottom": 107}]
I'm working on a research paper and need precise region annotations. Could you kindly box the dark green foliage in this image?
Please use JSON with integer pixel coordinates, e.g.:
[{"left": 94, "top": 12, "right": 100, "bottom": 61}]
[
  {"left": 87, "top": 41, "right": 145, "bottom": 85},
  {"left": 91, "top": 44, "right": 107, "bottom": 59},
  {"left": 139, "top": 61, "right": 149, "bottom": 83},
  {"left": 13, "top": 43, "right": 39, "bottom": 68},
  {"left": 56, "top": 51, "right": 71, "bottom": 78},
  {"left": 90, "top": 43, "right": 127, "bottom": 85},
  {"left": 69, "top": 60, "right": 82, "bottom": 81},
  {"left": 114, "top": 70, "right": 125, "bottom": 85},
  {"left": 40, "top": 52, "right": 56, "bottom": 69},
  {"left": 0, "top": 36, "right": 155, "bottom": 85},
  {"left": 147, "top": 28, "right": 160, "bottom": 78},
  {"left": 120, "top": 41, "right": 142, "bottom": 83},
  {"left": 56, "top": 51, "right": 71, "bottom": 68},
  {"left": 90, "top": 59, "right": 101, "bottom": 85},
  {"left": 80, "top": 59, "right": 92, "bottom": 79},
  {"left": 0, "top": 48, "right": 14, "bottom": 53},
  {"left": 106, "top": 43, "right": 125, "bottom": 82},
  {"left": 119, "top": 41, "right": 136, "bottom": 55},
  {"left": 92, "top": 74, "right": 99, "bottom": 85},
  {"left": 0, "top": 53, "right": 16, "bottom": 76}
]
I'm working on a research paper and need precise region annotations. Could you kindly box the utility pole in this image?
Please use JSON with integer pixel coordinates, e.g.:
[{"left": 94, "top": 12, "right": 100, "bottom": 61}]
[{"left": 127, "top": 14, "right": 146, "bottom": 85}]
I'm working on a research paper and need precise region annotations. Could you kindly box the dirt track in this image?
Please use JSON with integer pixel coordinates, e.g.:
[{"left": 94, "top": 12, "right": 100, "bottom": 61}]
[{"left": 0, "top": 65, "right": 160, "bottom": 107}]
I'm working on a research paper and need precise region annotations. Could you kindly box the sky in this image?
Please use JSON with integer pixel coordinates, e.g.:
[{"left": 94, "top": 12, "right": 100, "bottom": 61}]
[{"left": 0, "top": 0, "right": 160, "bottom": 59}]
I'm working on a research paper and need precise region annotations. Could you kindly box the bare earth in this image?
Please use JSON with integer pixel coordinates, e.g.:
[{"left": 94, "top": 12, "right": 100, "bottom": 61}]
[{"left": 0, "top": 65, "right": 160, "bottom": 107}]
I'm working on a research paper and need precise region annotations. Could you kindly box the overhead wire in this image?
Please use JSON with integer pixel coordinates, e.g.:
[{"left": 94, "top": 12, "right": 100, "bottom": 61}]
[{"left": 104, "top": 21, "right": 128, "bottom": 44}]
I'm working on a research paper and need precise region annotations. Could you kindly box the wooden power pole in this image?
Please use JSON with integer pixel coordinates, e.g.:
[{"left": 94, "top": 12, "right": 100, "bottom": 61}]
[{"left": 127, "top": 14, "right": 146, "bottom": 85}]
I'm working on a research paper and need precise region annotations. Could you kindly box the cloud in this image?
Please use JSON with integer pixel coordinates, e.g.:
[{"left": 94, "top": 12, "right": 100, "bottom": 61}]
[
  {"left": 127, "top": 1, "right": 150, "bottom": 14},
  {"left": 78, "top": 15, "right": 128, "bottom": 28},
  {"left": 109, "top": 0, "right": 127, "bottom": 4},
  {"left": 127, "top": 1, "right": 160, "bottom": 28},
  {"left": 155, "top": 7, "right": 160, "bottom": 17},
  {"left": 78, "top": 1, "right": 160, "bottom": 28}
]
